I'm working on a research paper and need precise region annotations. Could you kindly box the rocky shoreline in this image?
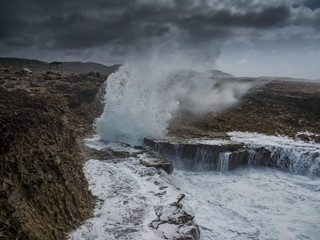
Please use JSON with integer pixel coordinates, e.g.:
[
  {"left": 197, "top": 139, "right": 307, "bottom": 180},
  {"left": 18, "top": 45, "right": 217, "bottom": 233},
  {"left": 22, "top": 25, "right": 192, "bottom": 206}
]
[
  {"left": 1, "top": 58, "right": 201, "bottom": 239},
  {"left": 1, "top": 57, "right": 320, "bottom": 239}
]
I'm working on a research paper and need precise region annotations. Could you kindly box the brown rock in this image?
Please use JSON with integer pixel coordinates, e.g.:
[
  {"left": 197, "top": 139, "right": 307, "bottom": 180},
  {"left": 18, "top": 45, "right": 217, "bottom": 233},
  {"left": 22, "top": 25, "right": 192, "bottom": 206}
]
[{"left": 0, "top": 58, "right": 113, "bottom": 239}]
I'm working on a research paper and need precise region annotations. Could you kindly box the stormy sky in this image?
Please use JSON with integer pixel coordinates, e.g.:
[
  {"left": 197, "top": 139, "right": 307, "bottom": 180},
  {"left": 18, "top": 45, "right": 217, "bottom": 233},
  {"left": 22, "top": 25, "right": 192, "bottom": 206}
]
[{"left": 1, "top": 0, "right": 320, "bottom": 79}]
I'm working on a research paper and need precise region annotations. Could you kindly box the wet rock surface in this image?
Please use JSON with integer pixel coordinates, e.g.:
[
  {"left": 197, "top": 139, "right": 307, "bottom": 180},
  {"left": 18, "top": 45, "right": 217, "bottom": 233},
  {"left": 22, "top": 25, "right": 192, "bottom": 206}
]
[
  {"left": 144, "top": 138, "right": 245, "bottom": 171},
  {"left": 140, "top": 154, "right": 174, "bottom": 174},
  {"left": 150, "top": 200, "right": 200, "bottom": 240}
]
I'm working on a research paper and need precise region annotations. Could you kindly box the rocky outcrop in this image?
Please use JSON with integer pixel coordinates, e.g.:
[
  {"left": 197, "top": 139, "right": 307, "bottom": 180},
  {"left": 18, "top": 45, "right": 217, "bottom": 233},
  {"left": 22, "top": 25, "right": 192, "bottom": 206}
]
[
  {"left": 0, "top": 88, "right": 94, "bottom": 239},
  {"left": 150, "top": 194, "right": 200, "bottom": 239},
  {"left": 0, "top": 60, "right": 110, "bottom": 239},
  {"left": 169, "top": 80, "right": 320, "bottom": 143},
  {"left": 228, "top": 149, "right": 248, "bottom": 170},
  {"left": 144, "top": 138, "right": 246, "bottom": 171},
  {"left": 140, "top": 157, "right": 174, "bottom": 174}
]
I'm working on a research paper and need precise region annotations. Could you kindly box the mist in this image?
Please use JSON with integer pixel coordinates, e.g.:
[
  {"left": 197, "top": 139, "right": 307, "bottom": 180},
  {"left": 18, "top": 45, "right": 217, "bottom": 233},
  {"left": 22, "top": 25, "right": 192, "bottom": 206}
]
[{"left": 96, "top": 46, "right": 255, "bottom": 146}]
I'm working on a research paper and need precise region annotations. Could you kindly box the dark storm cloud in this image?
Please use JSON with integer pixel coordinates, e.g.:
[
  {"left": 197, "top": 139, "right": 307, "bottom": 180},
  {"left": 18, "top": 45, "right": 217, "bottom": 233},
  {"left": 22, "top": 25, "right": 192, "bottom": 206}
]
[
  {"left": 0, "top": 0, "right": 319, "bottom": 57},
  {"left": 42, "top": 12, "right": 132, "bottom": 49},
  {"left": 304, "top": 0, "right": 320, "bottom": 10},
  {"left": 182, "top": 6, "right": 290, "bottom": 28}
]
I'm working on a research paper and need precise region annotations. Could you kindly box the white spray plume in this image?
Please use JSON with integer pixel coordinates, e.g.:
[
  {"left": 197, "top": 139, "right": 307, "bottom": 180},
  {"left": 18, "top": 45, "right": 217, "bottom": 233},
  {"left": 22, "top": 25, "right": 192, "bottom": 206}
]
[{"left": 96, "top": 47, "right": 253, "bottom": 146}]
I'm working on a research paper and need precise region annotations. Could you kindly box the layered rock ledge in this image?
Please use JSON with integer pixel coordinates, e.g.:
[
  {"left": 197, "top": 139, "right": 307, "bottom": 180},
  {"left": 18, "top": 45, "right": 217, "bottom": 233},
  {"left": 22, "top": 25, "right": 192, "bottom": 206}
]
[
  {"left": 145, "top": 133, "right": 320, "bottom": 176},
  {"left": 144, "top": 138, "right": 246, "bottom": 171}
]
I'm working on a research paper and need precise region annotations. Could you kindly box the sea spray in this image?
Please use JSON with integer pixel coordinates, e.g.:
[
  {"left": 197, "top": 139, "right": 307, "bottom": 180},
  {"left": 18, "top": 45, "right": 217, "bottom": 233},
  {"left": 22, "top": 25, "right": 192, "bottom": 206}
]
[
  {"left": 96, "top": 51, "right": 254, "bottom": 145},
  {"left": 96, "top": 63, "right": 178, "bottom": 146}
]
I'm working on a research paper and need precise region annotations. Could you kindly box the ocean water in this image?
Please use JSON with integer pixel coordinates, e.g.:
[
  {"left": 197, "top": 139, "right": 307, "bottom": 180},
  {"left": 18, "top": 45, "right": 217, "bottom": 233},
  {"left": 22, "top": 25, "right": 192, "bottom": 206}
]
[
  {"left": 166, "top": 132, "right": 320, "bottom": 240},
  {"left": 70, "top": 133, "right": 320, "bottom": 240},
  {"left": 168, "top": 167, "right": 320, "bottom": 240}
]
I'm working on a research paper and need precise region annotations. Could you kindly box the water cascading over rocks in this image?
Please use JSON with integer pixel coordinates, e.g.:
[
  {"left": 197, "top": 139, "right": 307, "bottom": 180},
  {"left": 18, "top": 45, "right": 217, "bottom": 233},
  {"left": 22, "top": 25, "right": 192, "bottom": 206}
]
[
  {"left": 230, "top": 132, "right": 320, "bottom": 176},
  {"left": 217, "top": 152, "right": 231, "bottom": 172},
  {"left": 145, "top": 132, "right": 320, "bottom": 176},
  {"left": 144, "top": 138, "right": 248, "bottom": 172}
]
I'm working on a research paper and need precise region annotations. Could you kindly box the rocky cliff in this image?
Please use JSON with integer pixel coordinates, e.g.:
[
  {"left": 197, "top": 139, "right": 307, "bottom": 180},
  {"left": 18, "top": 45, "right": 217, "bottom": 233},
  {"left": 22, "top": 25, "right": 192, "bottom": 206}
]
[{"left": 0, "top": 58, "right": 110, "bottom": 239}]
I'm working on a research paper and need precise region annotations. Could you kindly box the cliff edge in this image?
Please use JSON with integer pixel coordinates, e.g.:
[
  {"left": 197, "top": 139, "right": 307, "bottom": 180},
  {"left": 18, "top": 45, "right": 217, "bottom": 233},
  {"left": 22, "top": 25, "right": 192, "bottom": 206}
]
[{"left": 0, "top": 58, "right": 112, "bottom": 239}]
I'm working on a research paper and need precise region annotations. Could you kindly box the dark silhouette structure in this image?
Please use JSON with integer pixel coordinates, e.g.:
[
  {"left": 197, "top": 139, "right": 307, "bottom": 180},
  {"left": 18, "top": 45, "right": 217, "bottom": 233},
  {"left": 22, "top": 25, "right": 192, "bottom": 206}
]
[{"left": 49, "top": 62, "right": 62, "bottom": 73}]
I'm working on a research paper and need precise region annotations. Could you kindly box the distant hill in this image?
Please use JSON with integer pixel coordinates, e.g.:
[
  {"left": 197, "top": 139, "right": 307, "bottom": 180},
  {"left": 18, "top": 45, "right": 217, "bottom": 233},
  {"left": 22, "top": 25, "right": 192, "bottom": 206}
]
[
  {"left": 210, "top": 70, "right": 235, "bottom": 78},
  {"left": 0, "top": 57, "right": 121, "bottom": 75},
  {"left": 62, "top": 62, "right": 121, "bottom": 75},
  {"left": 0, "top": 57, "right": 48, "bottom": 72}
]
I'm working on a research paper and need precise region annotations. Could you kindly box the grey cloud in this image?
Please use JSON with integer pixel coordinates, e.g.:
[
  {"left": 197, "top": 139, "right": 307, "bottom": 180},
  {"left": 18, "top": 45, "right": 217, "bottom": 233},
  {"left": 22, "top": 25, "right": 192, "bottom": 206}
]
[
  {"left": 0, "top": 0, "right": 319, "bottom": 60},
  {"left": 304, "top": 0, "right": 320, "bottom": 10},
  {"left": 186, "top": 6, "right": 289, "bottom": 27}
]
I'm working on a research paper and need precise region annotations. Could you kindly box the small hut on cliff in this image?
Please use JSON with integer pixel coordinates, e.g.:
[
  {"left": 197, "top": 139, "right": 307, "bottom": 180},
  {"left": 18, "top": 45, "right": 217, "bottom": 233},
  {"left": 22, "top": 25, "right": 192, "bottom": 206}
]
[{"left": 49, "top": 62, "right": 62, "bottom": 73}]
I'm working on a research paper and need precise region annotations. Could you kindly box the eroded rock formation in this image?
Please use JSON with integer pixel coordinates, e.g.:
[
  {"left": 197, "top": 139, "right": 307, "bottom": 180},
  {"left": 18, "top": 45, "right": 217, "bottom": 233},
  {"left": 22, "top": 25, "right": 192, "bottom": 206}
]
[{"left": 0, "top": 58, "right": 110, "bottom": 239}]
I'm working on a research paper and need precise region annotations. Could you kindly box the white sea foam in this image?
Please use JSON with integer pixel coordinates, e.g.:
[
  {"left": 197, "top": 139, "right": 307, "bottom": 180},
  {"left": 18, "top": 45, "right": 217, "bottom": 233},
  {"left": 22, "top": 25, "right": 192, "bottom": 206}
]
[
  {"left": 187, "top": 139, "right": 234, "bottom": 145},
  {"left": 84, "top": 135, "right": 140, "bottom": 153},
  {"left": 168, "top": 167, "right": 320, "bottom": 240},
  {"left": 154, "top": 137, "right": 235, "bottom": 146},
  {"left": 69, "top": 158, "right": 158, "bottom": 240},
  {"left": 69, "top": 137, "right": 188, "bottom": 240},
  {"left": 228, "top": 131, "right": 320, "bottom": 150},
  {"left": 73, "top": 132, "right": 320, "bottom": 239}
]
